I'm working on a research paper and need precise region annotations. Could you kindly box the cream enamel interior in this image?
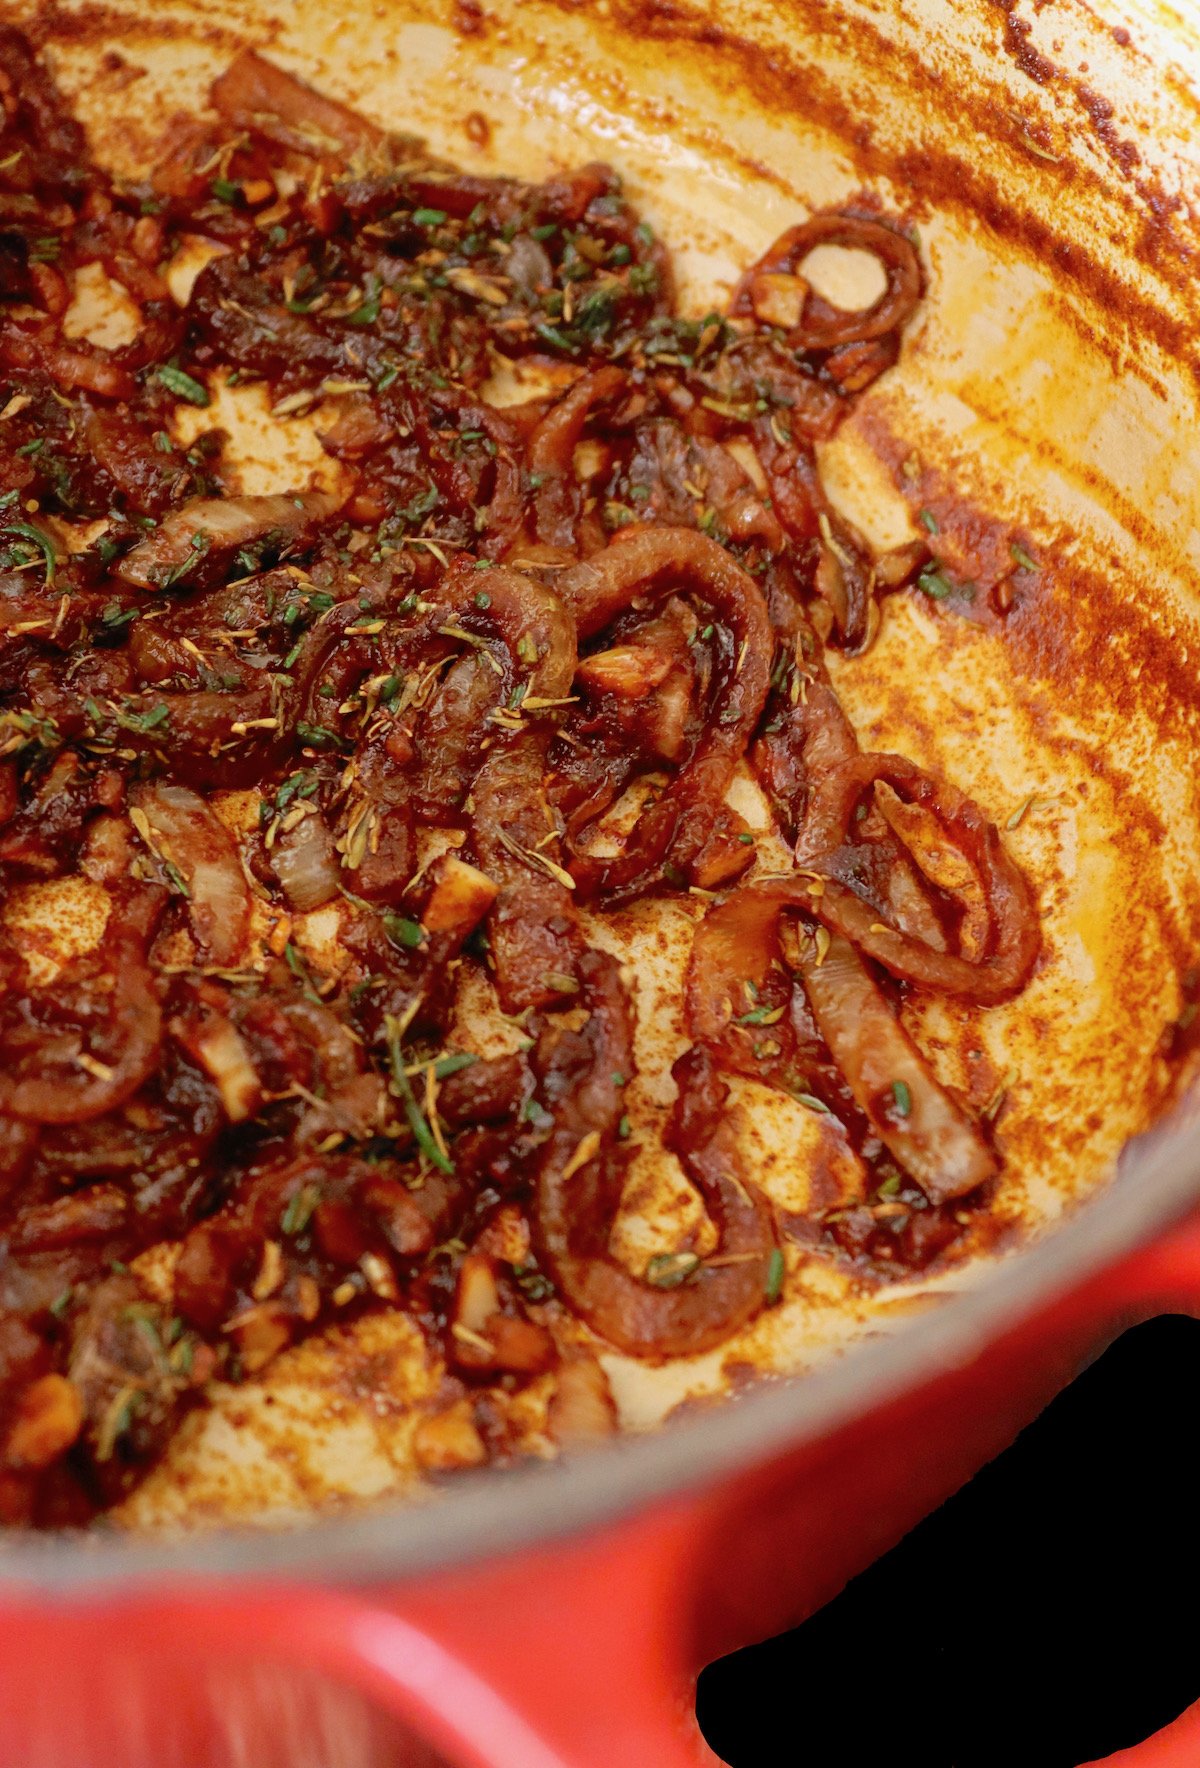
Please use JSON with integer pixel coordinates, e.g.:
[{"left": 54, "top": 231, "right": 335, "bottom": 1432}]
[{"left": 6, "top": 0, "right": 1200, "bottom": 1529}]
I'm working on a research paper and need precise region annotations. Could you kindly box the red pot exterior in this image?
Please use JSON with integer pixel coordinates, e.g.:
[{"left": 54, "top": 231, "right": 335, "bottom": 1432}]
[{"left": 6, "top": 1213, "right": 1200, "bottom": 1766}]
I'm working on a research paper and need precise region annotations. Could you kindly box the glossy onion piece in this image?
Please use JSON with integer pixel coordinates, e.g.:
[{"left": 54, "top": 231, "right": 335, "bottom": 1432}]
[
  {"left": 0, "top": 327, "right": 137, "bottom": 401},
  {"left": 0, "top": 884, "right": 166, "bottom": 1126},
  {"left": 426, "top": 563, "right": 582, "bottom": 1010},
  {"left": 210, "top": 49, "right": 384, "bottom": 159},
  {"left": 753, "top": 663, "right": 940, "bottom": 955},
  {"left": 558, "top": 527, "right": 772, "bottom": 900},
  {"left": 797, "top": 932, "right": 996, "bottom": 1204},
  {"left": 684, "top": 873, "right": 829, "bottom": 1091},
  {"left": 799, "top": 755, "right": 1041, "bottom": 1004},
  {"left": 755, "top": 639, "right": 1038, "bottom": 1001},
  {"left": 531, "top": 951, "right": 777, "bottom": 1357},
  {"left": 526, "top": 365, "right": 625, "bottom": 549},
  {"left": 688, "top": 877, "right": 996, "bottom": 1202},
  {"left": 748, "top": 420, "right": 877, "bottom": 650},
  {"left": 131, "top": 783, "right": 251, "bottom": 965},
  {"left": 269, "top": 809, "right": 341, "bottom": 913},
  {"left": 731, "top": 212, "right": 922, "bottom": 353},
  {"left": 117, "top": 490, "right": 344, "bottom": 592}
]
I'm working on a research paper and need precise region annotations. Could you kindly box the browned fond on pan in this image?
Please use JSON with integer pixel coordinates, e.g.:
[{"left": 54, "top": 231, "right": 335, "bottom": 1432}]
[{"left": 5, "top": 0, "right": 1200, "bottom": 1529}]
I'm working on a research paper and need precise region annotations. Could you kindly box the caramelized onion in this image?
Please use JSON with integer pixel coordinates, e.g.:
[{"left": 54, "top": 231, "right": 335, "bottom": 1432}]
[
  {"left": 426, "top": 562, "right": 582, "bottom": 1009},
  {"left": 797, "top": 932, "right": 996, "bottom": 1204},
  {"left": 732, "top": 213, "right": 922, "bottom": 353},
  {"left": 798, "top": 756, "right": 1040, "bottom": 1003},
  {"left": 687, "top": 876, "right": 996, "bottom": 1200},
  {"left": 527, "top": 366, "right": 625, "bottom": 549},
  {"left": 0, "top": 26, "right": 1040, "bottom": 1521},
  {"left": 0, "top": 327, "right": 137, "bottom": 401},
  {"left": 531, "top": 951, "right": 776, "bottom": 1357},
  {"left": 131, "top": 784, "right": 250, "bottom": 966},
  {"left": 0, "top": 885, "right": 166, "bottom": 1126},
  {"left": 559, "top": 527, "right": 771, "bottom": 899},
  {"left": 270, "top": 808, "right": 341, "bottom": 912},
  {"left": 210, "top": 50, "right": 384, "bottom": 160},
  {"left": 117, "top": 490, "right": 344, "bottom": 592}
]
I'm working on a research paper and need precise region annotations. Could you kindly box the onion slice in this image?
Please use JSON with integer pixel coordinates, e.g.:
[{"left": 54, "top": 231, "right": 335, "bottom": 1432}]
[
  {"left": 558, "top": 527, "right": 772, "bottom": 901},
  {"left": 131, "top": 783, "right": 251, "bottom": 966},
  {"left": 730, "top": 212, "right": 922, "bottom": 353},
  {"left": 117, "top": 490, "right": 343, "bottom": 592},
  {"left": 687, "top": 877, "right": 997, "bottom": 1203},
  {"left": 531, "top": 951, "right": 777, "bottom": 1357},
  {"left": 799, "top": 756, "right": 1041, "bottom": 1004},
  {"left": 210, "top": 50, "right": 385, "bottom": 160},
  {"left": 0, "top": 885, "right": 166, "bottom": 1126},
  {"left": 797, "top": 932, "right": 997, "bottom": 1204},
  {"left": 270, "top": 809, "right": 340, "bottom": 913},
  {"left": 426, "top": 562, "right": 582, "bottom": 1010}
]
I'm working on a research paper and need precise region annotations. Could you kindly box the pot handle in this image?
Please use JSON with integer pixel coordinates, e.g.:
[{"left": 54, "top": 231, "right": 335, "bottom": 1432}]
[
  {"left": 0, "top": 1501, "right": 715, "bottom": 1768},
  {"left": 382, "top": 1500, "right": 718, "bottom": 1767}
]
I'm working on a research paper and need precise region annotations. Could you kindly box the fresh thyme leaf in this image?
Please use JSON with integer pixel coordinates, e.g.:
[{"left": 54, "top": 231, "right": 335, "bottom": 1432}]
[
  {"left": 645, "top": 1251, "right": 700, "bottom": 1289},
  {"left": 385, "top": 1016, "right": 454, "bottom": 1175},
  {"left": 383, "top": 913, "right": 424, "bottom": 949},
  {"left": 281, "top": 1182, "right": 321, "bottom": 1237},
  {"left": 1, "top": 521, "right": 56, "bottom": 585},
  {"left": 156, "top": 364, "right": 210, "bottom": 407},
  {"left": 917, "top": 567, "right": 955, "bottom": 601}
]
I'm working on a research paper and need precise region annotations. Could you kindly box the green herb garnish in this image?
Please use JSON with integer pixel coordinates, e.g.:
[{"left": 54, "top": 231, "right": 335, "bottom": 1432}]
[
  {"left": 385, "top": 1014, "right": 454, "bottom": 1175},
  {"left": 346, "top": 276, "right": 382, "bottom": 326},
  {"left": 156, "top": 364, "right": 211, "bottom": 407},
  {"left": 295, "top": 721, "right": 343, "bottom": 749},
  {"left": 383, "top": 913, "right": 424, "bottom": 949},
  {"left": 281, "top": 1182, "right": 321, "bottom": 1237},
  {"left": 917, "top": 567, "right": 954, "bottom": 601},
  {"left": 645, "top": 1250, "right": 701, "bottom": 1289},
  {"left": 1, "top": 520, "right": 56, "bottom": 585}
]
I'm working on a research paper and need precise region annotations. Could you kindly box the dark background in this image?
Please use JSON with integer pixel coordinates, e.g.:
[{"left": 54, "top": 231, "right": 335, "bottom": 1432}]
[{"left": 697, "top": 1315, "right": 1200, "bottom": 1768}]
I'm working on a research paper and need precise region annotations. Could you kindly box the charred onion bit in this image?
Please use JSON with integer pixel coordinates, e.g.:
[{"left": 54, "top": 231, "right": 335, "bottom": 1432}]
[
  {"left": 531, "top": 951, "right": 776, "bottom": 1356},
  {"left": 0, "top": 32, "right": 1043, "bottom": 1523}
]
